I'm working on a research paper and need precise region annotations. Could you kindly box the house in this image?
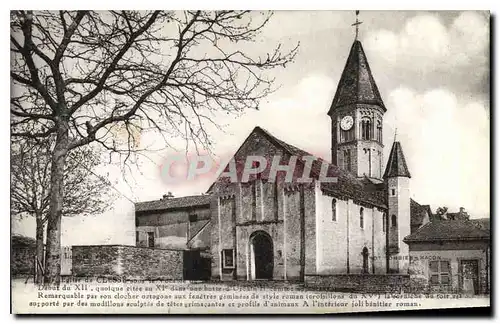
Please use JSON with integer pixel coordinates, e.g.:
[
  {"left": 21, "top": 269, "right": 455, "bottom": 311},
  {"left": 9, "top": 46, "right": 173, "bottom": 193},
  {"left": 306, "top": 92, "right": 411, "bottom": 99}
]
[
  {"left": 404, "top": 218, "right": 490, "bottom": 294},
  {"left": 72, "top": 195, "right": 213, "bottom": 281},
  {"left": 134, "top": 194, "right": 212, "bottom": 251}
]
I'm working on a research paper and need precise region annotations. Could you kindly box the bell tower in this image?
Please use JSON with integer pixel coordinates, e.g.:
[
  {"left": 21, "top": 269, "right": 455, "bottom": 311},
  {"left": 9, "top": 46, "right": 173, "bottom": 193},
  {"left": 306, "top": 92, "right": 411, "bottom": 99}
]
[
  {"left": 384, "top": 141, "right": 411, "bottom": 273},
  {"left": 327, "top": 13, "right": 386, "bottom": 182}
]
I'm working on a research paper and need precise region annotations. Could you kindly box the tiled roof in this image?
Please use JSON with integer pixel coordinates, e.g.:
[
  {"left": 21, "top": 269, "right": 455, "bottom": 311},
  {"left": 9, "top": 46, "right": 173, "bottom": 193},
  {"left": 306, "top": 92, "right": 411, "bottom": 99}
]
[
  {"left": 257, "top": 127, "right": 387, "bottom": 208},
  {"left": 328, "top": 40, "right": 386, "bottom": 114},
  {"left": 471, "top": 218, "right": 490, "bottom": 231},
  {"left": 383, "top": 141, "right": 411, "bottom": 179},
  {"left": 404, "top": 219, "right": 490, "bottom": 243},
  {"left": 430, "top": 213, "right": 445, "bottom": 222},
  {"left": 446, "top": 211, "right": 470, "bottom": 221},
  {"left": 135, "top": 194, "right": 212, "bottom": 213}
]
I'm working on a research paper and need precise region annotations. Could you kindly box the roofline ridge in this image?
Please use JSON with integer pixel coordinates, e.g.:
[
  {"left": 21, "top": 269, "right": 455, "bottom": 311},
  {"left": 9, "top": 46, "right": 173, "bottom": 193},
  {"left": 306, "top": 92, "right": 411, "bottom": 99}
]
[
  {"left": 419, "top": 221, "right": 433, "bottom": 230},
  {"left": 328, "top": 40, "right": 359, "bottom": 115},
  {"left": 356, "top": 40, "right": 385, "bottom": 105},
  {"left": 135, "top": 193, "right": 211, "bottom": 205}
]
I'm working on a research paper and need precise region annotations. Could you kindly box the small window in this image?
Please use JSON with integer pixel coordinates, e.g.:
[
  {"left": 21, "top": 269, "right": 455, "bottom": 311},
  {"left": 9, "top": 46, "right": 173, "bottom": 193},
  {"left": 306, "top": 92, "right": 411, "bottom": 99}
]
[
  {"left": 360, "top": 207, "right": 364, "bottom": 228},
  {"left": 136, "top": 231, "right": 140, "bottom": 246},
  {"left": 332, "top": 199, "right": 337, "bottom": 221},
  {"left": 392, "top": 215, "right": 397, "bottom": 227},
  {"left": 361, "top": 118, "right": 372, "bottom": 140},
  {"left": 429, "top": 260, "right": 451, "bottom": 286},
  {"left": 252, "top": 161, "right": 262, "bottom": 179},
  {"left": 189, "top": 213, "right": 198, "bottom": 222},
  {"left": 383, "top": 213, "right": 387, "bottom": 232},
  {"left": 377, "top": 120, "right": 383, "bottom": 142},
  {"left": 391, "top": 188, "right": 396, "bottom": 196},
  {"left": 147, "top": 232, "right": 155, "bottom": 248},
  {"left": 344, "top": 150, "right": 351, "bottom": 172},
  {"left": 251, "top": 181, "right": 257, "bottom": 221},
  {"left": 222, "top": 249, "right": 235, "bottom": 269}
]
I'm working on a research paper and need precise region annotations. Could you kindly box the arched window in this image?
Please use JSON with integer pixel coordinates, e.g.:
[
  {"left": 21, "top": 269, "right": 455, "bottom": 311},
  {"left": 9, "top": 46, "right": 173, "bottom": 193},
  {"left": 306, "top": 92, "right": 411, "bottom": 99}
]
[
  {"left": 253, "top": 161, "right": 262, "bottom": 179},
  {"left": 251, "top": 182, "right": 257, "bottom": 221},
  {"left": 341, "top": 128, "right": 354, "bottom": 142},
  {"left": 392, "top": 214, "right": 397, "bottom": 227},
  {"left": 361, "top": 118, "right": 372, "bottom": 140},
  {"left": 377, "top": 120, "right": 383, "bottom": 142},
  {"left": 360, "top": 207, "right": 364, "bottom": 228},
  {"left": 332, "top": 199, "right": 337, "bottom": 221},
  {"left": 383, "top": 213, "right": 387, "bottom": 232},
  {"left": 344, "top": 150, "right": 351, "bottom": 172},
  {"left": 362, "top": 247, "right": 369, "bottom": 273}
]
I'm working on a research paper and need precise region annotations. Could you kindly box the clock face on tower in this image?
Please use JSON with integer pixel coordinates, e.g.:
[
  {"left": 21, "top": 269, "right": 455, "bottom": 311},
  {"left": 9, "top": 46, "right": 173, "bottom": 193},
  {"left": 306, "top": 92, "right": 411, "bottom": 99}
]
[{"left": 340, "top": 115, "right": 354, "bottom": 131}]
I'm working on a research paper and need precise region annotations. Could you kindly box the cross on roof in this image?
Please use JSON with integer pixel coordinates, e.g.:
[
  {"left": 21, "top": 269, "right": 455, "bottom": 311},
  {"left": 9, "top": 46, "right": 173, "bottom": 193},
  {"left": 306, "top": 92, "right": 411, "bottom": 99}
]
[{"left": 352, "top": 10, "right": 363, "bottom": 40}]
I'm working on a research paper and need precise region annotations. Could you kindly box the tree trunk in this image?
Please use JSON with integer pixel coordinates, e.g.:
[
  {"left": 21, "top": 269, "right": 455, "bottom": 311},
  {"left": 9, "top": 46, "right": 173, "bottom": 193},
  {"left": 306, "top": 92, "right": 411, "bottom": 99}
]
[
  {"left": 44, "top": 120, "right": 69, "bottom": 285},
  {"left": 35, "top": 211, "right": 44, "bottom": 285}
]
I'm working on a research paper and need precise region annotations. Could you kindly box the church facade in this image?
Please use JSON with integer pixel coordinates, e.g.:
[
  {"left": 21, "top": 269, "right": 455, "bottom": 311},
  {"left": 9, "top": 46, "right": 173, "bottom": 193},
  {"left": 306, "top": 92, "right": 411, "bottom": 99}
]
[{"left": 134, "top": 39, "right": 432, "bottom": 282}]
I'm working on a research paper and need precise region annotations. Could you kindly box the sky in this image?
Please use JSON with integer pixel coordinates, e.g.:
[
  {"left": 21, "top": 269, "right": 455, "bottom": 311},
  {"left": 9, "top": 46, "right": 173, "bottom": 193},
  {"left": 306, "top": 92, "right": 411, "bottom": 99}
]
[{"left": 12, "top": 10, "right": 490, "bottom": 245}]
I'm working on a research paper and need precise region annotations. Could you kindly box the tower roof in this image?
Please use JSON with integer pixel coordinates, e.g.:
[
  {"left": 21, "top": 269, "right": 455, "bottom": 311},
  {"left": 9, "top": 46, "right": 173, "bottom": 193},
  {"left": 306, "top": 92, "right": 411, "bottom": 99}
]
[
  {"left": 383, "top": 141, "right": 411, "bottom": 178},
  {"left": 328, "top": 40, "right": 386, "bottom": 115}
]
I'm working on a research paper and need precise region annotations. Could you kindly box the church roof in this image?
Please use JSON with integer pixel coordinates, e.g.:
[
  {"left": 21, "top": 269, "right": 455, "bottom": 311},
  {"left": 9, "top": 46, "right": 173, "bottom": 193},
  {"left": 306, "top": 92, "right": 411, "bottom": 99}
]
[
  {"left": 383, "top": 141, "right": 411, "bottom": 178},
  {"left": 328, "top": 40, "right": 386, "bottom": 115},
  {"left": 404, "top": 219, "right": 490, "bottom": 243},
  {"left": 135, "top": 194, "right": 212, "bottom": 214},
  {"left": 251, "top": 127, "right": 387, "bottom": 208}
]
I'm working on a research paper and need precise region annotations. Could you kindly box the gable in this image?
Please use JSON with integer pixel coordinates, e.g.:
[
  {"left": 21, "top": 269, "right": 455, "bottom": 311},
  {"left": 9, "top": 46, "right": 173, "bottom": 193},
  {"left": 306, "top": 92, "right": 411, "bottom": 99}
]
[
  {"left": 210, "top": 126, "right": 386, "bottom": 209},
  {"left": 410, "top": 199, "right": 431, "bottom": 233}
]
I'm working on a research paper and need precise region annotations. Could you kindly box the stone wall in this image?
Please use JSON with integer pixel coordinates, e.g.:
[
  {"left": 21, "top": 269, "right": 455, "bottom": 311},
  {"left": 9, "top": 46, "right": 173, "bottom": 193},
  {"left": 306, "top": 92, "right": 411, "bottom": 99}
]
[
  {"left": 315, "top": 188, "right": 387, "bottom": 275},
  {"left": 72, "top": 245, "right": 183, "bottom": 280},
  {"left": 305, "top": 274, "right": 410, "bottom": 293},
  {"left": 72, "top": 245, "right": 120, "bottom": 277},
  {"left": 120, "top": 245, "right": 183, "bottom": 280}
]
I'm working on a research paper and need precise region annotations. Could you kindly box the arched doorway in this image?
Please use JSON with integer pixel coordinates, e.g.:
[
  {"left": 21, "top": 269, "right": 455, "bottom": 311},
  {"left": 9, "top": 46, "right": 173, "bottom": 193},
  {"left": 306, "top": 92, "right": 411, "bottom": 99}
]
[{"left": 249, "top": 231, "right": 274, "bottom": 280}]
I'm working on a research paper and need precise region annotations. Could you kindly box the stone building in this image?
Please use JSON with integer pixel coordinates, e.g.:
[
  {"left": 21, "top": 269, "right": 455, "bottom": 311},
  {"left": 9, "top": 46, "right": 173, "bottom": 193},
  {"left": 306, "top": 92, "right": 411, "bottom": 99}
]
[
  {"left": 130, "top": 35, "right": 490, "bottom": 292},
  {"left": 405, "top": 218, "right": 490, "bottom": 294},
  {"left": 208, "top": 39, "right": 428, "bottom": 281},
  {"left": 134, "top": 39, "right": 437, "bottom": 284},
  {"left": 135, "top": 194, "right": 211, "bottom": 251}
]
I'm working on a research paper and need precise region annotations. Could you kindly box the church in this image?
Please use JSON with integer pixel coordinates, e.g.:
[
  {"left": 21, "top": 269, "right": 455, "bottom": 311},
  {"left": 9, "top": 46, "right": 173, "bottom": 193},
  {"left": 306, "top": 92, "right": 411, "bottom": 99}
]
[
  {"left": 134, "top": 37, "right": 432, "bottom": 283},
  {"left": 207, "top": 38, "right": 418, "bottom": 281}
]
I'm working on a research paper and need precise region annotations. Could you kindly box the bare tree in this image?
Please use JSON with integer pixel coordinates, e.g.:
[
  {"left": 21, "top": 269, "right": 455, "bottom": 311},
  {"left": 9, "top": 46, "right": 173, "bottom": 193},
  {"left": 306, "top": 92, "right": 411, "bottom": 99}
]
[
  {"left": 11, "top": 138, "right": 113, "bottom": 284},
  {"left": 10, "top": 10, "right": 298, "bottom": 283}
]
